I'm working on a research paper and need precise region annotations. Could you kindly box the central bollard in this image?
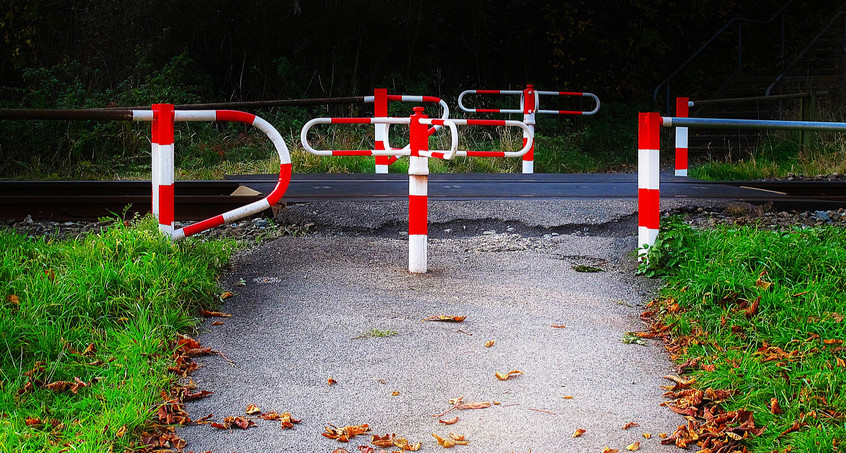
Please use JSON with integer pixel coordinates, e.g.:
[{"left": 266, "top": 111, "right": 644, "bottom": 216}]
[{"left": 408, "top": 107, "right": 429, "bottom": 273}]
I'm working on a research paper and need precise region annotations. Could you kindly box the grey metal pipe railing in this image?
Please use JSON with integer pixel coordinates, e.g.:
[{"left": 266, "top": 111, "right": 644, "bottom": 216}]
[{"left": 663, "top": 116, "right": 846, "bottom": 132}]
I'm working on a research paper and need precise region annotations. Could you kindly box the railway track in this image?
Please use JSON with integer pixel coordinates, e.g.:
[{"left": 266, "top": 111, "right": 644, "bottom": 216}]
[{"left": 1, "top": 174, "right": 845, "bottom": 221}]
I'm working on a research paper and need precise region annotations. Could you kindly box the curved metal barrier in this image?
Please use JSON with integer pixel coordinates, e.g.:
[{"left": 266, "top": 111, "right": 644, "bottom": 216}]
[
  {"left": 458, "top": 84, "right": 600, "bottom": 173},
  {"left": 301, "top": 107, "right": 533, "bottom": 274}
]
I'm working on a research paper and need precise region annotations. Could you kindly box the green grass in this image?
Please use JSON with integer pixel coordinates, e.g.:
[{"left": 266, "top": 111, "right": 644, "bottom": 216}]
[
  {"left": 0, "top": 216, "right": 235, "bottom": 452},
  {"left": 640, "top": 218, "right": 846, "bottom": 452},
  {"left": 353, "top": 328, "right": 398, "bottom": 339}
]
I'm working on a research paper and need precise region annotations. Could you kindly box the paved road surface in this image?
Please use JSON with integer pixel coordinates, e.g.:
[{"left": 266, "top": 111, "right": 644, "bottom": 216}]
[{"left": 178, "top": 198, "right": 702, "bottom": 452}]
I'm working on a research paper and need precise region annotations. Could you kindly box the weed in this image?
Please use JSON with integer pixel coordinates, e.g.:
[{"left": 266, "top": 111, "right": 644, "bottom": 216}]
[{"left": 353, "top": 328, "right": 398, "bottom": 339}]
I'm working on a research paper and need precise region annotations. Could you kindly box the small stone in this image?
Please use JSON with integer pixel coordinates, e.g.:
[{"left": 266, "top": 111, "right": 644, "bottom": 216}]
[
  {"left": 251, "top": 218, "right": 270, "bottom": 227},
  {"left": 444, "top": 229, "right": 452, "bottom": 233},
  {"left": 482, "top": 230, "right": 496, "bottom": 235},
  {"left": 506, "top": 227, "right": 515, "bottom": 233}
]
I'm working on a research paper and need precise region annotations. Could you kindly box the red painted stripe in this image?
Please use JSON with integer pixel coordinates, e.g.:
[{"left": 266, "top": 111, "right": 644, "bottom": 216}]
[
  {"left": 676, "top": 97, "right": 689, "bottom": 117},
  {"left": 466, "top": 151, "right": 506, "bottom": 157},
  {"left": 427, "top": 126, "right": 438, "bottom": 136},
  {"left": 183, "top": 215, "right": 225, "bottom": 237},
  {"left": 429, "top": 119, "right": 445, "bottom": 126},
  {"left": 675, "top": 148, "right": 688, "bottom": 170},
  {"left": 421, "top": 96, "right": 441, "bottom": 103},
  {"left": 386, "top": 95, "right": 402, "bottom": 101},
  {"left": 465, "top": 119, "right": 507, "bottom": 126},
  {"left": 637, "top": 188, "right": 660, "bottom": 229},
  {"left": 559, "top": 91, "right": 583, "bottom": 96},
  {"left": 266, "top": 163, "right": 292, "bottom": 205},
  {"left": 151, "top": 104, "right": 174, "bottom": 145},
  {"left": 333, "top": 150, "right": 374, "bottom": 156},
  {"left": 475, "top": 90, "right": 501, "bottom": 94},
  {"left": 638, "top": 112, "right": 661, "bottom": 150},
  {"left": 387, "top": 156, "right": 399, "bottom": 166},
  {"left": 557, "top": 110, "right": 581, "bottom": 115},
  {"left": 408, "top": 194, "right": 428, "bottom": 235},
  {"left": 216, "top": 110, "right": 256, "bottom": 124},
  {"left": 332, "top": 118, "right": 371, "bottom": 124},
  {"left": 430, "top": 152, "right": 446, "bottom": 159},
  {"left": 158, "top": 184, "right": 174, "bottom": 225},
  {"left": 475, "top": 108, "right": 502, "bottom": 113},
  {"left": 523, "top": 139, "right": 534, "bottom": 161},
  {"left": 523, "top": 87, "right": 536, "bottom": 113}
]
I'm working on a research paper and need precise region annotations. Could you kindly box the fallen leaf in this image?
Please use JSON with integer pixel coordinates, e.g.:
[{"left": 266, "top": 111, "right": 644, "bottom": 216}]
[
  {"left": 392, "top": 391, "right": 401, "bottom": 396},
  {"left": 449, "top": 433, "right": 468, "bottom": 442},
  {"left": 823, "top": 339, "right": 844, "bottom": 345},
  {"left": 622, "top": 333, "right": 647, "bottom": 346},
  {"left": 393, "top": 436, "right": 422, "bottom": 451},
  {"left": 455, "top": 401, "right": 491, "bottom": 410},
  {"left": 449, "top": 397, "right": 464, "bottom": 406},
  {"left": 770, "top": 398, "right": 783, "bottom": 415},
  {"left": 357, "top": 447, "right": 373, "bottom": 453},
  {"left": 745, "top": 296, "right": 761, "bottom": 318},
  {"left": 836, "top": 357, "right": 846, "bottom": 368},
  {"left": 372, "top": 433, "right": 395, "bottom": 447},
  {"left": 183, "top": 390, "right": 213, "bottom": 402},
  {"left": 212, "top": 416, "right": 257, "bottom": 430},
  {"left": 6, "top": 294, "right": 19, "bottom": 305},
  {"left": 200, "top": 309, "right": 231, "bottom": 318},
  {"left": 626, "top": 443, "right": 640, "bottom": 451},
  {"left": 115, "top": 425, "right": 127, "bottom": 438},
  {"left": 25, "top": 417, "right": 43, "bottom": 427},
  {"left": 831, "top": 312, "right": 844, "bottom": 322},
  {"left": 495, "top": 370, "right": 523, "bottom": 381},
  {"left": 439, "top": 417, "right": 459, "bottom": 425},
  {"left": 484, "top": 340, "right": 495, "bottom": 348},
  {"left": 622, "top": 422, "right": 639, "bottom": 430},
  {"left": 779, "top": 421, "right": 807, "bottom": 438},
  {"left": 44, "top": 269, "right": 55, "bottom": 282},
  {"left": 755, "top": 272, "right": 773, "bottom": 290},
  {"left": 601, "top": 448, "right": 619, "bottom": 453},
  {"left": 572, "top": 428, "right": 585, "bottom": 438},
  {"left": 220, "top": 291, "right": 234, "bottom": 299},
  {"left": 323, "top": 423, "right": 370, "bottom": 442},
  {"left": 562, "top": 395, "right": 573, "bottom": 399},
  {"left": 642, "top": 433, "right": 651, "bottom": 439},
  {"left": 423, "top": 316, "right": 466, "bottom": 322},
  {"left": 551, "top": 324, "right": 566, "bottom": 328},
  {"left": 245, "top": 404, "right": 261, "bottom": 415},
  {"left": 212, "top": 321, "right": 224, "bottom": 326},
  {"left": 432, "top": 433, "right": 455, "bottom": 448},
  {"left": 658, "top": 433, "right": 668, "bottom": 439},
  {"left": 331, "top": 449, "right": 351, "bottom": 453},
  {"left": 328, "top": 377, "right": 337, "bottom": 386},
  {"left": 82, "top": 343, "right": 96, "bottom": 356}
]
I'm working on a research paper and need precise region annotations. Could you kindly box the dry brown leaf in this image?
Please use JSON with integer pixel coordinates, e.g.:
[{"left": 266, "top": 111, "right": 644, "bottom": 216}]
[
  {"left": 212, "top": 416, "right": 257, "bottom": 430},
  {"left": 562, "top": 395, "right": 573, "bottom": 399},
  {"left": 484, "top": 340, "right": 495, "bottom": 348},
  {"left": 183, "top": 390, "right": 213, "bottom": 402},
  {"left": 495, "top": 370, "right": 523, "bottom": 381},
  {"left": 831, "top": 312, "right": 844, "bottom": 322},
  {"left": 449, "top": 396, "right": 464, "bottom": 406},
  {"left": 755, "top": 272, "right": 773, "bottom": 290},
  {"left": 551, "top": 324, "right": 566, "bottom": 328},
  {"left": 455, "top": 401, "right": 491, "bottom": 410},
  {"left": 6, "top": 294, "right": 20, "bottom": 305},
  {"left": 439, "top": 417, "right": 459, "bottom": 425},
  {"left": 423, "top": 316, "right": 466, "bottom": 323},
  {"left": 448, "top": 433, "right": 468, "bottom": 442},
  {"left": 391, "top": 391, "right": 400, "bottom": 396},
  {"left": 823, "top": 339, "right": 844, "bottom": 345},
  {"left": 836, "top": 357, "right": 846, "bottom": 368},
  {"left": 331, "top": 449, "right": 351, "bottom": 453},
  {"left": 245, "top": 404, "right": 261, "bottom": 415},
  {"left": 572, "top": 428, "right": 585, "bottom": 438},
  {"left": 211, "top": 321, "right": 224, "bottom": 326},
  {"left": 626, "top": 442, "right": 640, "bottom": 451},
  {"left": 745, "top": 296, "right": 761, "bottom": 318},
  {"left": 82, "top": 343, "right": 96, "bottom": 356},
  {"left": 622, "top": 422, "right": 639, "bottom": 430},
  {"left": 642, "top": 433, "right": 651, "bottom": 439},
  {"left": 25, "top": 417, "right": 43, "bottom": 427},
  {"left": 323, "top": 423, "right": 370, "bottom": 442},
  {"left": 602, "top": 447, "right": 619, "bottom": 453},
  {"left": 115, "top": 425, "right": 127, "bottom": 438},
  {"left": 220, "top": 291, "right": 234, "bottom": 299},
  {"left": 770, "top": 397, "right": 783, "bottom": 415},
  {"left": 279, "top": 412, "right": 301, "bottom": 429},
  {"left": 371, "top": 433, "right": 395, "bottom": 447},
  {"left": 328, "top": 377, "right": 337, "bottom": 386},
  {"left": 200, "top": 309, "right": 231, "bottom": 318},
  {"left": 432, "top": 433, "right": 455, "bottom": 448},
  {"left": 393, "top": 436, "right": 422, "bottom": 451},
  {"left": 658, "top": 433, "right": 668, "bottom": 439}
]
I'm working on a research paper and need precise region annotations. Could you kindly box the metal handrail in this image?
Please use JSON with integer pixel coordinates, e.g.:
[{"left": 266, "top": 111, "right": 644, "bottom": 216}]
[
  {"left": 766, "top": 9, "right": 846, "bottom": 95},
  {"left": 691, "top": 91, "right": 826, "bottom": 107},
  {"left": 653, "top": 0, "right": 794, "bottom": 111}
]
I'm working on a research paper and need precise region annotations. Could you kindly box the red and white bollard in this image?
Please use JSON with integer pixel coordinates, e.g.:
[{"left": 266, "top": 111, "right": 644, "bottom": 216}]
[
  {"left": 151, "top": 104, "right": 175, "bottom": 235},
  {"left": 408, "top": 107, "right": 429, "bottom": 273},
  {"left": 373, "top": 88, "right": 390, "bottom": 174},
  {"left": 638, "top": 112, "right": 661, "bottom": 259},
  {"left": 675, "top": 97, "right": 690, "bottom": 177},
  {"left": 521, "top": 85, "right": 537, "bottom": 174}
]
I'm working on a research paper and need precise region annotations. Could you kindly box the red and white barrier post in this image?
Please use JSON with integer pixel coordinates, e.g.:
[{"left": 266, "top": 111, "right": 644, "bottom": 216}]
[
  {"left": 151, "top": 104, "right": 175, "bottom": 235},
  {"left": 373, "top": 88, "right": 390, "bottom": 173},
  {"left": 638, "top": 112, "right": 661, "bottom": 259},
  {"left": 408, "top": 107, "right": 429, "bottom": 273},
  {"left": 675, "top": 97, "right": 689, "bottom": 177},
  {"left": 521, "top": 85, "right": 537, "bottom": 174}
]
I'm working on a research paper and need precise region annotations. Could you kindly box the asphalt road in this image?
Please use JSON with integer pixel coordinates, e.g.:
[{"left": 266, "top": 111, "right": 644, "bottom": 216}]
[{"left": 176, "top": 198, "right": 702, "bottom": 452}]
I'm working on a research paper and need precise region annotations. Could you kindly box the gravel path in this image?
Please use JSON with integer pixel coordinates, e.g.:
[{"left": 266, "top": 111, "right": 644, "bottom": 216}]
[{"left": 177, "top": 200, "right": 684, "bottom": 453}]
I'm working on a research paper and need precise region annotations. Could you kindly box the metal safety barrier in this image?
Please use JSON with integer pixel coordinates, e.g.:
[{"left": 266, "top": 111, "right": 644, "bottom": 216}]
[
  {"left": 364, "top": 89, "right": 449, "bottom": 174},
  {"left": 637, "top": 112, "right": 846, "bottom": 258},
  {"left": 458, "top": 85, "right": 600, "bottom": 173},
  {"left": 0, "top": 105, "right": 292, "bottom": 240},
  {"left": 301, "top": 107, "right": 533, "bottom": 273}
]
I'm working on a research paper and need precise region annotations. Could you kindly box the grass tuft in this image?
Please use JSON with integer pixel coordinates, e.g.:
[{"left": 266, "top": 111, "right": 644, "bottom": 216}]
[{"left": 0, "top": 216, "right": 234, "bottom": 452}]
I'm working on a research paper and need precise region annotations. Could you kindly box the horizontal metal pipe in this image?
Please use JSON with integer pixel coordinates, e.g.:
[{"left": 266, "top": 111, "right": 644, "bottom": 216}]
[
  {"left": 121, "top": 97, "right": 367, "bottom": 111},
  {"left": 691, "top": 91, "right": 826, "bottom": 107},
  {"left": 663, "top": 116, "right": 846, "bottom": 131},
  {"left": 0, "top": 108, "right": 134, "bottom": 121}
]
